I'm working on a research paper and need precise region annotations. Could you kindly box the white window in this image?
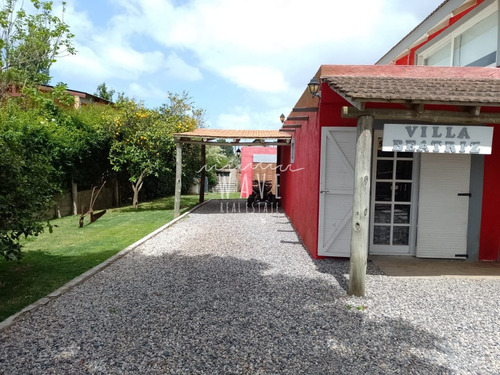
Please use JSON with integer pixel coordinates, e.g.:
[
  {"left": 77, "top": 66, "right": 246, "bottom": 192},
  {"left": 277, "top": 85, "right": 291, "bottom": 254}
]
[
  {"left": 418, "top": 4, "right": 498, "bottom": 67},
  {"left": 290, "top": 137, "right": 295, "bottom": 164}
]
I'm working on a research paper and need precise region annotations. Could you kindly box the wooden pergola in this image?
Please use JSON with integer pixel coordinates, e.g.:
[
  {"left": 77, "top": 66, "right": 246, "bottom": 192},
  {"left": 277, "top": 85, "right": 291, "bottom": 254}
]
[{"left": 173, "top": 129, "right": 292, "bottom": 218}]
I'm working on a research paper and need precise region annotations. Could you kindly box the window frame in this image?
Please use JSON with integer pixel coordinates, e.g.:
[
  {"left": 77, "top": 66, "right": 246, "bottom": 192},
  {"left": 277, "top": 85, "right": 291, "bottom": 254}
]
[{"left": 416, "top": 0, "right": 499, "bottom": 67}]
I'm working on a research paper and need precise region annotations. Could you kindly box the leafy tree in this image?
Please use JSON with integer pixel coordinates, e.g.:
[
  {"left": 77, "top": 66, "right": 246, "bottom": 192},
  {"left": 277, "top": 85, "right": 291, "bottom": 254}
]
[
  {"left": 94, "top": 82, "right": 115, "bottom": 102},
  {"left": 0, "top": 0, "right": 75, "bottom": 99},
  {"left": 0, "top": 101, "right": 58, "bottom": 260},
  {"left": 108, "top": 93, "right": 202, "bottom": 208},
  {"left": 217, "top": 139, "right": 234, "bottom": 158}
]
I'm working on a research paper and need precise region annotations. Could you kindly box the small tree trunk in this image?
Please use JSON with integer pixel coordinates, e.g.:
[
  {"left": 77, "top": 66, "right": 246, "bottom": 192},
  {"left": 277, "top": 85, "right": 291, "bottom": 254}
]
[
  {"left": 71, "top": 176, "right": 78, "bottom": 216},
  {"left": 131, "top": 170, "right": 146, "bottom": 208}
]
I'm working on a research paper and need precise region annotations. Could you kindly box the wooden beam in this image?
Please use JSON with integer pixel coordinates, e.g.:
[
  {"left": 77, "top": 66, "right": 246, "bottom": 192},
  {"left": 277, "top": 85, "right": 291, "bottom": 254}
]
[
  {"left": 286, "top": 116, "right": 309, "bottom": 121},
  {"left": 470, "top": 106, "right": 481, "bottom": 116},
  {"left": 349, "top": 115, "right": 373, "bottom": 297},
  {"left": 292, "top": 106, "right": 319, "bottom": 112},
  {"left": 342, "top": 106, "right": 500, "bottom": 124},
  {"left": 174, "top": 142, "right": 182, "bottom": 218},
  {"left": 199, "top": 145, "right": 206, "bottom": 204},
  {"left": 279, "top": 128, "right": 295, "bottom": 132},
  {"left": 175, "top": 140, "right": 291, "bottom": 146},
  {"left": 413, "top": 103, "right": 425, "bottom": 113},
  {"left": 282, "top": 124, "right": 301, "bottom": 128}
]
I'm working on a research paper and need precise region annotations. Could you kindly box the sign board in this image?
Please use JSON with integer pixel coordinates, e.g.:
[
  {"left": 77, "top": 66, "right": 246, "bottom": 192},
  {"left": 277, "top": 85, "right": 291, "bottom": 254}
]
[
  {"left": 253, "top": 154, "right": 277, "bottom": 163},
  {"left": 382, "top": 124, "right": 493, "bottom": 154}
]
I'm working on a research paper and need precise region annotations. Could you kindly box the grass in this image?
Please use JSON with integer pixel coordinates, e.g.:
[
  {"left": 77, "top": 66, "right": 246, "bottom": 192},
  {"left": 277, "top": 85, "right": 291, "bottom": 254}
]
[{"left": 0, "top": 192, "right": 242, "bottom": 322}]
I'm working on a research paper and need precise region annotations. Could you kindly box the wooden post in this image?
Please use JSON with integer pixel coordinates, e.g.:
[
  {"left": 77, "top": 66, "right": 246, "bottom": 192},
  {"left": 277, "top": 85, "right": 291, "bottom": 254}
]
[
  {"left": 199, "top": 144, "right": 206, "bottom": 204},
  {"left": 174, "top": 142, "right": 182, "bottom": 218},
  {"left": 348, "top": 115, "right": 373, "bottom": 297}
]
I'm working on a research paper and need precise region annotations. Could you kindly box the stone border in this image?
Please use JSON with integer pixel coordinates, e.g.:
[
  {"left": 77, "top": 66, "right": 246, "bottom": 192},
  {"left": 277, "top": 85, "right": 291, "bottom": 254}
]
[{"left": 0, "top": 200, "right": 210, "bottom": 332}]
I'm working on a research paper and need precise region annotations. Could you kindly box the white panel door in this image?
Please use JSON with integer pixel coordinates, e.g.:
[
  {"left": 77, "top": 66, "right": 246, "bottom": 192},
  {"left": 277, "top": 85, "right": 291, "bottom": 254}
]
[
  {"left": 318, "top": 127, "right": 356, "bottom": 257},
  {"left": 417, "top": 153, "right": 471, "bottom": 258}
]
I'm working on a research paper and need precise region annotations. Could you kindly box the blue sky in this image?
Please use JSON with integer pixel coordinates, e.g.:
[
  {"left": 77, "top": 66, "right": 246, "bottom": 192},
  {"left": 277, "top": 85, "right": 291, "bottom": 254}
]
[{"left": 49, "top": 0, "right": 442, "bottom": 130}]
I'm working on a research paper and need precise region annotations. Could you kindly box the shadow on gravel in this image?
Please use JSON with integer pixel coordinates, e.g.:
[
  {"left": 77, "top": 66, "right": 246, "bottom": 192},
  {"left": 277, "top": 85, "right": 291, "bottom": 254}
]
[
  {"left": 314, "top": 258, "right": 386, "bottom": 293},
  {"left": 0, "top": 252, "right": 452, "bottom": 374}
]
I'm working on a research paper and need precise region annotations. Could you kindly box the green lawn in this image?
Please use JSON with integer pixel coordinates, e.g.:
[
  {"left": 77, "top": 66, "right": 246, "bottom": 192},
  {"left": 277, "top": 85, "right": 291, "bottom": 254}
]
[{"left": 0, "top": 193, "right": 242, "bottom": 322}]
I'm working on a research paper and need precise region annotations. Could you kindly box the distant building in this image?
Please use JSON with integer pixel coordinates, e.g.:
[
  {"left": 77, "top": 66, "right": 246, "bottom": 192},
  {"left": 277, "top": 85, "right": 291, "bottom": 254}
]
[{"left": 240, "top": 147, "right": 278, "bottom": 199}]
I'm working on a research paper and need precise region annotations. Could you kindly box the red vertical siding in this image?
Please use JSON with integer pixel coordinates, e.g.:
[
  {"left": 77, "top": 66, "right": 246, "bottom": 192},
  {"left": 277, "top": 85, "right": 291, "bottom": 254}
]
[
  {"left": 479, "top": 125, "right": 500, "bottom": 260},
  {"left": 280, "top": 111, "right": 321, "bottom": 258},
  {"left": 280, "top": 83, "right": 356, "bottom": 258}
]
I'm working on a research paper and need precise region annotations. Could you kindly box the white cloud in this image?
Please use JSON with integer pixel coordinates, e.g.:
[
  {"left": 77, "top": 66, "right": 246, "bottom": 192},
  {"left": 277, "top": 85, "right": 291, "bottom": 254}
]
[
  {"left": 52, "top": 0, "right": 202, "bottom": 88},
  {"left": 217, "top": 112, "right": 252, "bottom": 130},
  {"left": 222, "top": 66, "right": 287, "bottom": 93},
  {"left": 128, "top": 83, "right": 169, "bottom": 102},
  {"left": 99, "top": 0, "right": 391, "bottom": 93},
  {"left": 107, "top": 47, "right": 165, "bottom": 75},
  {"left": 50, "top": 0, "right": 444, "bottom": 130},
  {"left": 216, "top": 107, "right": 286, "bottom": 130},
  {"left": 165, "top": 52, "right": 203, "bottom": 81}
]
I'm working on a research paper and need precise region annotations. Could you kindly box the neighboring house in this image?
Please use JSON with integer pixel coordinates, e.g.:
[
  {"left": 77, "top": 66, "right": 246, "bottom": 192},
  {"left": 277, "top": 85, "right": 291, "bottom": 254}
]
[
  {"left": 240, "top": 146, "right": 278, "bottom": 198},
  {"left": 279, "top": 0, "right": 500, "bottom": 262},
  {"left": 9, "top": 84, "right": 112, "bottom": 108},
  {"left": 212, "top": 168, "right": 239, "bottom": 194}
]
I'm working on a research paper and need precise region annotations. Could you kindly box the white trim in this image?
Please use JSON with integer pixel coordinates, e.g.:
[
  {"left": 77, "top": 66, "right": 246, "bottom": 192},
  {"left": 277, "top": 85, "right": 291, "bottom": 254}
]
[
  {"left": 416, "top": 1, "right": 498, "bottom": 66},
  {"left": 377, "top": 0, "right": 466, "bottom": 64}
]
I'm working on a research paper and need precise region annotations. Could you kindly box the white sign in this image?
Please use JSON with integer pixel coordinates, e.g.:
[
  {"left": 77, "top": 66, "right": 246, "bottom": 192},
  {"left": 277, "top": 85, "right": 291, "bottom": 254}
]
[{"left": 382, "top": 124, "right": 493, "bottom": 154}]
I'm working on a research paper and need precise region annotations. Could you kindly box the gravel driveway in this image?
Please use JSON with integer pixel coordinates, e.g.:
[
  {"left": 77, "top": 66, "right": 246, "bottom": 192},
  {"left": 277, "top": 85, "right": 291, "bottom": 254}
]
[{"left": 1, "top": 199, "right": 499, "bottom": 374}]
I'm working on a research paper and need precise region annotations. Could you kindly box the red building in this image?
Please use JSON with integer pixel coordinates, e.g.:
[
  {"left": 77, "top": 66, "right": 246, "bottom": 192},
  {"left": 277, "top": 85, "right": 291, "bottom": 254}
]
[
  {"left": 279, "top": 0, "right": 500, "bottom": 262},
  {"left": 240, "top": 147, "right": 277, "bottom": 198}
]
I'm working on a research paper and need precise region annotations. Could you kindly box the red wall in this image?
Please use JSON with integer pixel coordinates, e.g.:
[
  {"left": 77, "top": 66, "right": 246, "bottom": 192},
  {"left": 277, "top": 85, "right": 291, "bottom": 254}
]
[
  {"left": 280, "top": 84, "right": 356, "bottom": 259},
  {"left": 240, "top": 147, "right": 277, "bottom": 198},
  {"left": 479, "top": 125, "right": 500, "bottom": 260},
  {"left": 280, "top": 111, "right": 321, "bottom": 258}
]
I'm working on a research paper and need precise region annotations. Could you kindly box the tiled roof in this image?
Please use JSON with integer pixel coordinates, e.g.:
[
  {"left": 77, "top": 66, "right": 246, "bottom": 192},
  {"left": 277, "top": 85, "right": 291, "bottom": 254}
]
[
  {"left": 321, "top": 65, "right": 500, "bottom": 107},
  {"left": 174, "top": 128, "right": 291, "bottom": 139}
]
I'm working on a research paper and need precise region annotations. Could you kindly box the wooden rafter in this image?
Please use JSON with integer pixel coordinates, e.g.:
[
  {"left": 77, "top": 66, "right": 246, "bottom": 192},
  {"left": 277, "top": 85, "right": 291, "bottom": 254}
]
[{"left": 342, "top": 106, "right": 500, "bottom": 125}]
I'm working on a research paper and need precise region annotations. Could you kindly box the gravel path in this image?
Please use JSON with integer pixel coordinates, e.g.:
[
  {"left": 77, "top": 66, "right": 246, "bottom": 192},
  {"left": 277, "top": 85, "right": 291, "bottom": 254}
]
[{"left": 1, "top": 200, "right": 499, "bottom": 374}]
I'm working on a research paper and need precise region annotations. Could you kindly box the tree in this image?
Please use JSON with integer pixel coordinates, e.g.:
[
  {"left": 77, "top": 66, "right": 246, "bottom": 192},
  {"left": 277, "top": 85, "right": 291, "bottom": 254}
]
[
  {"left": 108, "top": 93, "right": 202, "bottom": 208},
  {"left": 0, "top": 0, "right": 75, "bottom": 99},
  {"left": 0, "top": 101, "right": 58, "bottom": 260},
  {"left": 94, "top": 82, "right": 115, "bottom": 102},
  {"left": 0, "top": 0, "right": 75, "bottom": 261}
]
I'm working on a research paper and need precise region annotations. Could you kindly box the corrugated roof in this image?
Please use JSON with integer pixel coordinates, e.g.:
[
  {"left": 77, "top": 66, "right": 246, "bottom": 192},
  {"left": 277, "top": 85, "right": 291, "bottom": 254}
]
[
  {"left": 321, "top": 65, "right": 500, "bottom": 107},
  {"left": 174, "top": 128, "right": 291, "bottom": 139}
]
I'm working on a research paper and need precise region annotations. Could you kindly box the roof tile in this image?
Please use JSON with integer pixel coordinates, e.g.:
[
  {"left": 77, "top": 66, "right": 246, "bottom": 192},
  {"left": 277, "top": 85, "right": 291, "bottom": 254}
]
[{"left": 174, "top": 128, "right": 291, "bottom": 139}]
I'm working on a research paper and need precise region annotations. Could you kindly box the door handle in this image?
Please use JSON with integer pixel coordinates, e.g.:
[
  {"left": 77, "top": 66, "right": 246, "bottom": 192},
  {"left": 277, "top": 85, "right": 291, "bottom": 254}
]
[
  {"left": 320, "top": 190, "right": 330, "bottom": 194},
  {"left": 457, "top": 193, "right": 472, "bottom": 197}
]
